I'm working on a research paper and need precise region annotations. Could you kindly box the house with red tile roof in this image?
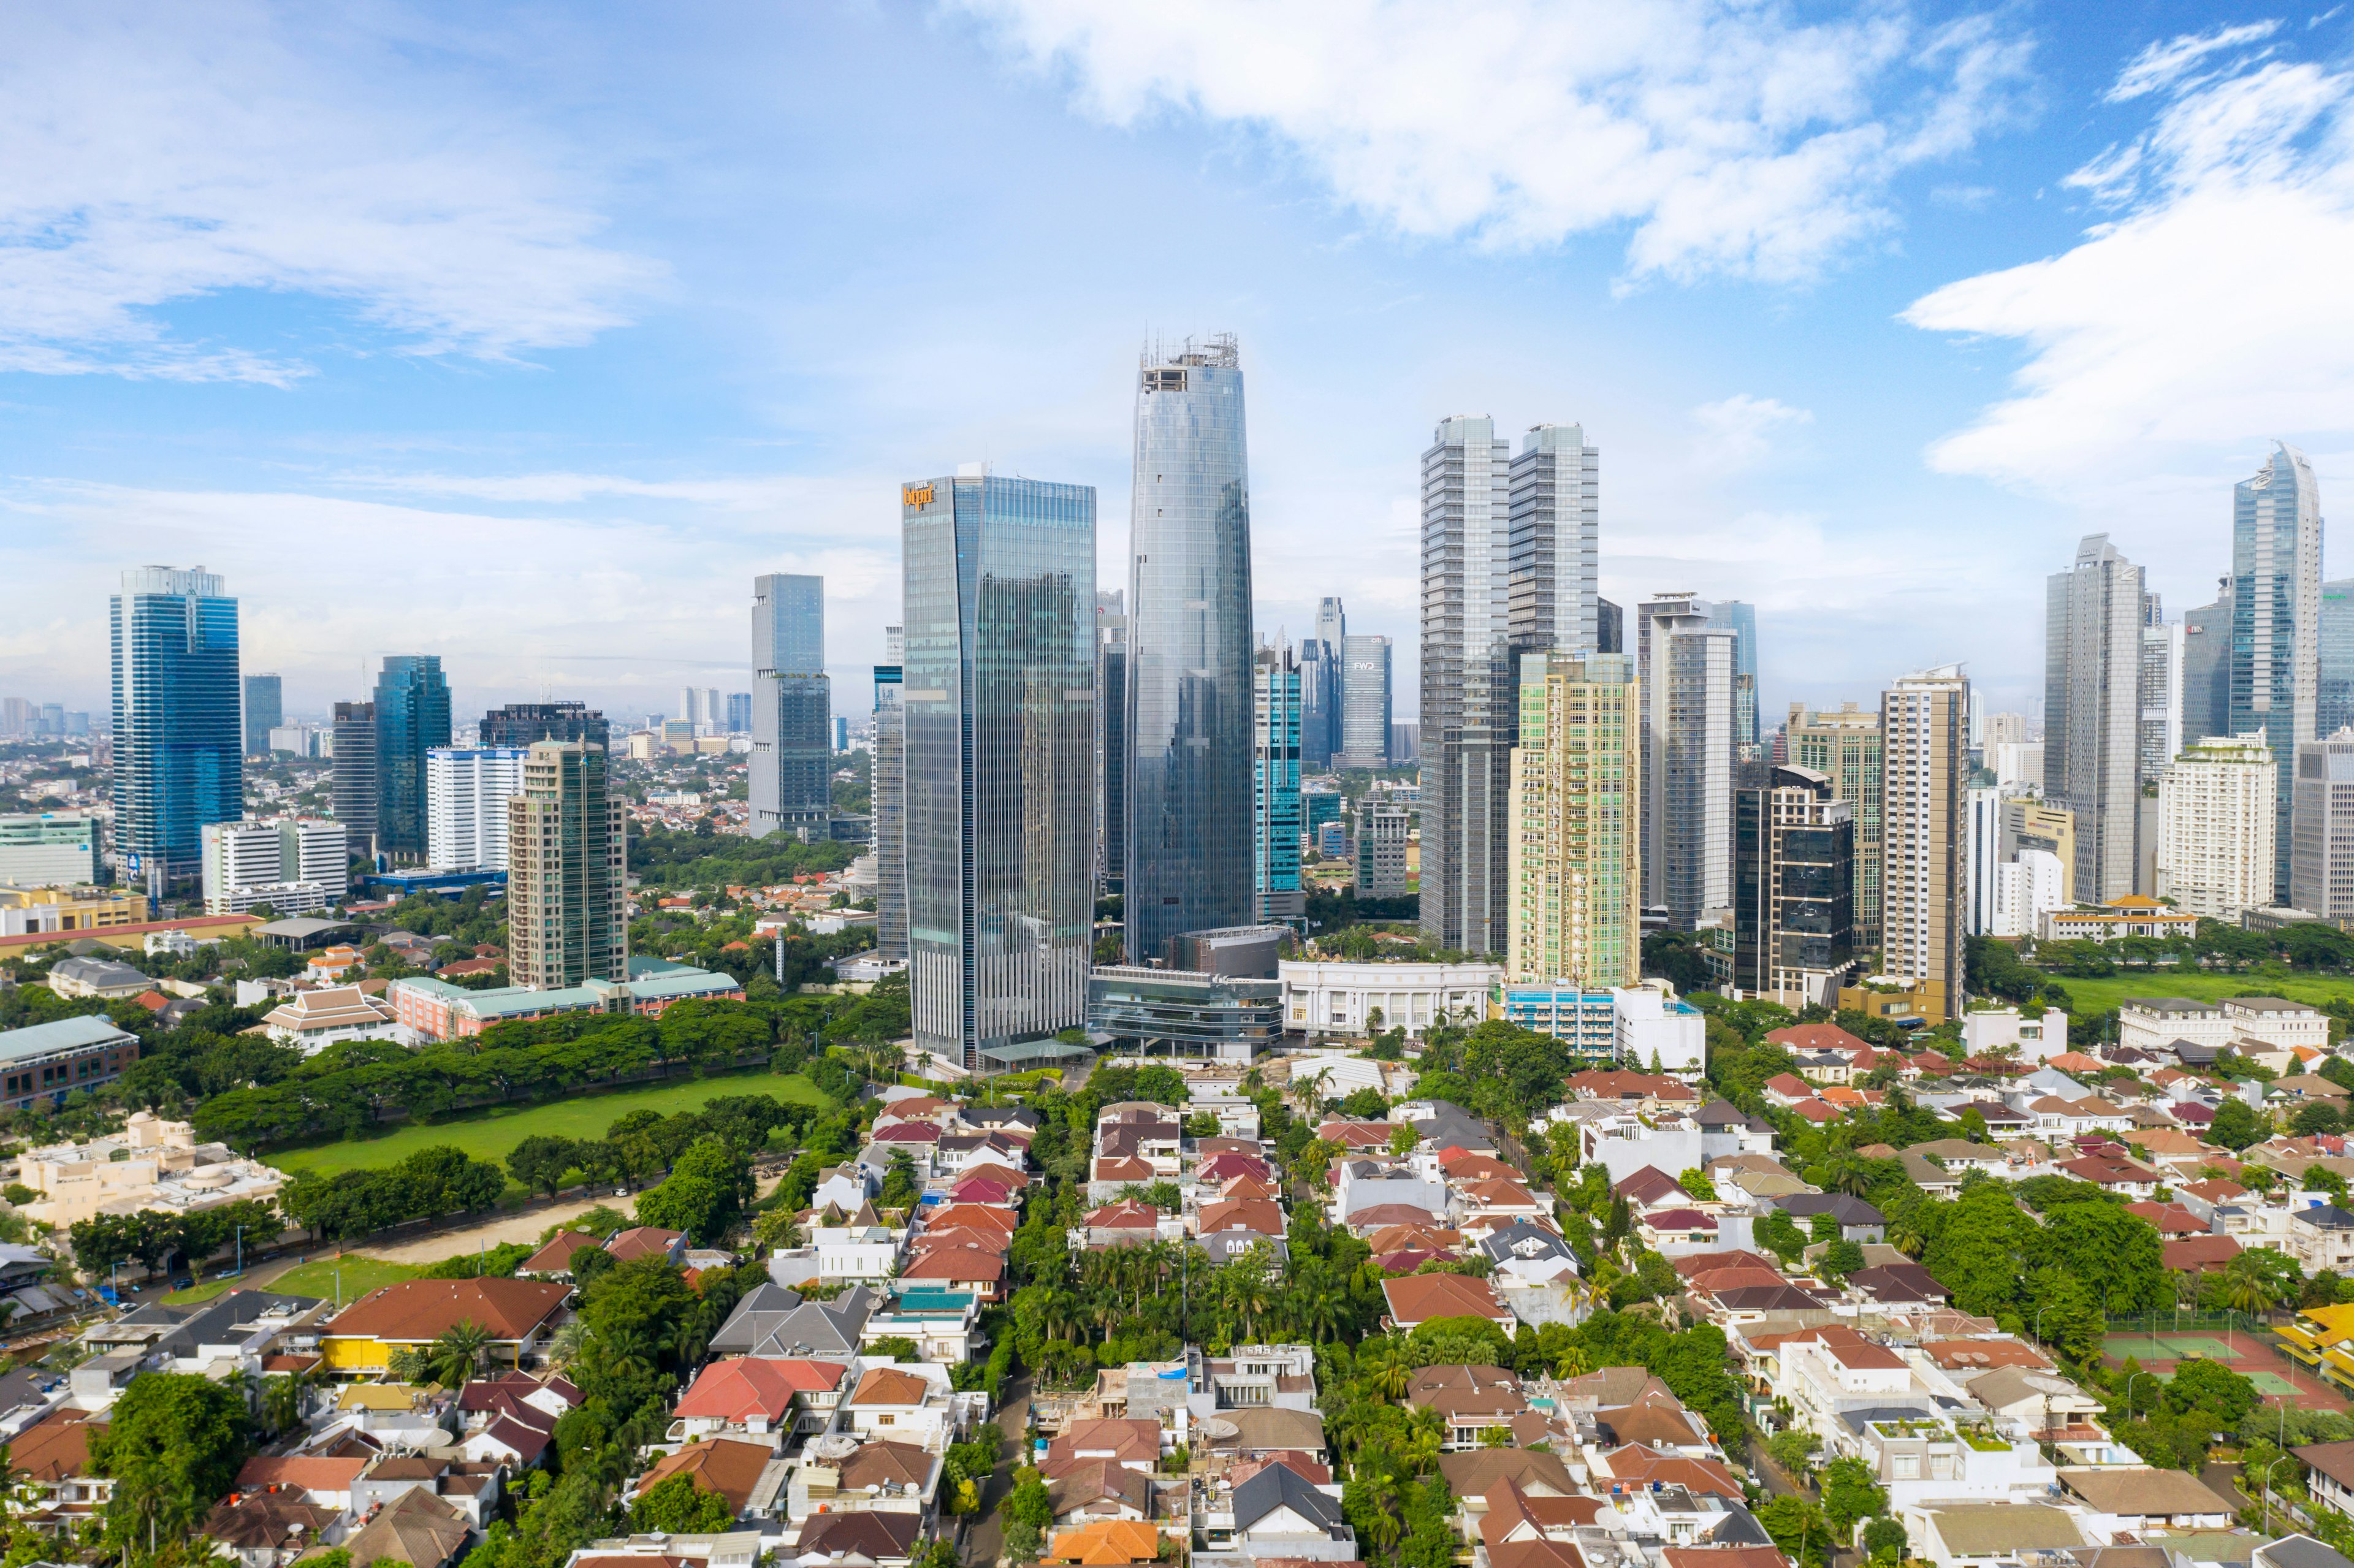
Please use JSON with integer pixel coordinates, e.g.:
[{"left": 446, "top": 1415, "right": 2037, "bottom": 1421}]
[
  {"left": 1759, "top": 1074, "right": 1815, "bottom": 1108},
  {"left": 1380, "top": 1273, "right": 1514, "bottom": 1330},
  {"left": 1788, "top": 1100, "right": 1842, "bottom": 1125},
  {"left": 672, "top": 1357, "right": 850, "bottom": 1444}
]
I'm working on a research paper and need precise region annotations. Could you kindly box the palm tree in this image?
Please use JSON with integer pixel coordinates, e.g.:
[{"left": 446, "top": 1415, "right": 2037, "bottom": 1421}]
[
  {"left": 427, "top": 1319, "right": 494, "bottom": 1388},
  {"left": 261, "top": 1367, "right": 319, "bottom": 1436},
  {"left": 1553, "top": 1343, "right": 1595, "bottom": 1380},
  {"left": 545, "top": 1319, "right": 588, "bottom": 1371},
  {"left": 1361, "top": 1484, "right": 1404, "bottom": 1560},
  {"left": 1400, "top": 1406, "right": 1444, "bottom": 1477},
  {"left": 1362, "top": 1333, "right": 1413, "bottom": 1401},
  {"left": 2220, "top": 1257, "right": 2284, "bottom": 1320}
]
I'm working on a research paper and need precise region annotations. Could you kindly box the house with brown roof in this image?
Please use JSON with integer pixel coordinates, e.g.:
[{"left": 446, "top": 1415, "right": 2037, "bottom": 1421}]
[
  {"left": 518, "top": 1231, "right": 604, "bottom": 1279},
  {"left": 336, "top": 1487, "right": 473, "bottom": 1568},
  {"left": 898, "top": 1244, "right": 1007, "bottom": 1303},
  {"left": 840, "top": 1363, "right": 956, "bottom": 1444},
  {"left": 1380, "top": 1273, "right": 1514, "bottom": 1331},
  {"left": 203, "top": 1490, "right": 341, "bottom": 1568},
  {"left": 603, "top": 1227, "right": 687, "bottom": 1266},
  {"left": 1403, "top": 1363, "right": 1527, "bottom": 1450},
  {"left": 1044, "top": 1418, "right": 1164, "bottom": 1478},
  {"left": 626, "top": 1436, "right": 782, "bottom": 1524},
  {"left": 9, "top": 1409, "right": 107, "bottom": 1533},
  {"left": 2164, "top": 1234, "right": 2244, "bottom": 1273},
  {"left": 1045, "top": 1461, "right": 1156, "bottom": 1527},
  {"left": 235, "top": 1454, "right": 370, "bottom": 1510},
  {"left": 319, "top": 1278, "right": 571, "bottom": 1376},
  {"left": 798, "top": 1509, "right": 921, "bottom": 1566},
  {"left": 1196, "top": 1199, "right": 1286, "bottom": 1241},
  {"left": 2056, "top": 1466, "right": 2241, "bottom": 1531}
]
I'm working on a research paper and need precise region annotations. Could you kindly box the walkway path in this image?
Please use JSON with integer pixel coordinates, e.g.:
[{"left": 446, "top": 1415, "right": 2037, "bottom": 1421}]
[
  {"left": 365, "top": 1196, "right": 616, "bottom": 1262},
  {"left": 963, "top": 1372, "right": 1032, "bottom": 1568}
]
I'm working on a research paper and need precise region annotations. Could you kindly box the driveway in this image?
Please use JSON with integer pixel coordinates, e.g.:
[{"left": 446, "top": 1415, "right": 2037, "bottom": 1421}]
[{"left": 963, "top": 1372, "right": 1032, "bottom": 1567}]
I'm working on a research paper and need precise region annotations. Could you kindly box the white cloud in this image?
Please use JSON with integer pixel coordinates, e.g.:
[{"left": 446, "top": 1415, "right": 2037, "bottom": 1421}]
[
  {"left": 0, "top": 4, "right": 661, "bottom": 382},
  {"left": 1692, "top": 394, "right": 1813, "bottom": 470},
  {"left": 2105, "top": 20, "right": 2279, "bottom": 103},
  {"left": 949, "top": 0, "right": 2033, "bottom": 284},
  {"left": 1906, "top": 36, "right": 2354, "bottom": 511}
]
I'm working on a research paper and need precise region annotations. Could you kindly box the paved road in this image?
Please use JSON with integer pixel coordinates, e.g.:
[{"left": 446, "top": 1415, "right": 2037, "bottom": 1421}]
[
  {"left": 1745, "top": 1434, "right": 1850, "bottom": 1568},
  {"left": 963, "top": 1373, "right": 1033, "bottom": 1568}
]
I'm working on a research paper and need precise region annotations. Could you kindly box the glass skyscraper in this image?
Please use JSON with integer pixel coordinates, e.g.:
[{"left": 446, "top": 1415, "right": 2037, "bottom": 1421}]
[
  {"left": 751, "top": 573, "right": 832, "bottom": 839},
  {"left": 874, "top": 626, "right": 907, "bottom": 960},
  {"left": 1338, "top": 633, "right": 1393, "bottom": 768},
  {"left": 902, "top": 471, "right": 1095, "bottom": 1070},
  {"left": 478, "top": 702, "right": 610, "bottom": 750},
  {"left": 373, "top": 656, "right": 452, "bottom": 860},
  {"left": 1299, "top": 596, "right": 1345, "bottom": 770},
  {"left": 111, "top": 565, "right": 242, "bottom": 889},
  {"left": 1095, "top": 591, "right": 1128, "bottom": 894},
  {"left": 242, "top": 673, "right": 281, "bottom": 758},
  {"left": 1124, "top": 335, "right": 1255, "bottom": 964},
  {"left": 2319, "top": 578, "right": 2354, "bottom": 739},
  {"left": 2229, "top": 442, "right": 2324, "bottom": 898},
  {"left": 1252, "top": 643, "right": 1303, "bottom": 921}
]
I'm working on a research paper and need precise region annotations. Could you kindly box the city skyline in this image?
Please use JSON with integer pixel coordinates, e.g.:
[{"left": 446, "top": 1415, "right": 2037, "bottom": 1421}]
[{"left": 3, "top": 8, "right": 2347, "bottom": 730}]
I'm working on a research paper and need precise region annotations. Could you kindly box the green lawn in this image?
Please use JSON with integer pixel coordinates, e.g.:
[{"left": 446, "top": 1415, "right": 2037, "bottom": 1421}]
[
  {"left": 268, "top": 1069, "right": 832, "bottom": 1186},
  {"left": 166, "top": 1254, "right": 421, "bottom": 1307},
  {"left": 2033, "top": 970, "right": 2354, "bottom": 1016}
]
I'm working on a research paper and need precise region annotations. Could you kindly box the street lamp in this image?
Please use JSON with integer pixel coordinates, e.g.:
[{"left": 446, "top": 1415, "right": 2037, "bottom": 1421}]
[
  {"left": 2124, "top": 1370, "right": 2152, "bottom": 1419},
  {"left": 2260, "top": 1453, "right": 2296, "bottom": 1531}
]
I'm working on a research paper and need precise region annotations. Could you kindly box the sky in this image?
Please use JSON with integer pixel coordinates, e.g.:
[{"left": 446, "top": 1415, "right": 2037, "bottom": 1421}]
[{"left": 4, "top": 0, "right": 2353, "bottom": 731}]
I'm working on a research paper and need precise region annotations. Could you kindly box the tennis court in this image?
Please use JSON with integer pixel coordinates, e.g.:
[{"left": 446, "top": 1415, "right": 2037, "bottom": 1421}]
[
  {"left": 2247, "top": 1372, "right": 2303, "bottom": 1396},
  {"left": 2102, "top": 1334, "right": 2239, "bottom": 1358}
]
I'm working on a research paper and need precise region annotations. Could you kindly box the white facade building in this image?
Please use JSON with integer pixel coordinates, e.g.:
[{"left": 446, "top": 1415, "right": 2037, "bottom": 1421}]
[
  {"left": 2291, "top": 726, "right": 2354, "bottom": 922},
  {"left": 201, "top": 817, "right": 346, "bottom": 915},
  {"left": 427, "top": 747, "right": 528, "bottom": 872},
  {"left": 1278, "top": 959, "right": 1501, "bottom": 1039},
  {"left": 1992, "top": 848, "right": 2066, "bottom": 938},
  {"left": 2155, "top": 732, "right": 2276, "bottom": 918},
  {"left": 1612, "top": 982, "right": 1705, "bottom": 1077}
]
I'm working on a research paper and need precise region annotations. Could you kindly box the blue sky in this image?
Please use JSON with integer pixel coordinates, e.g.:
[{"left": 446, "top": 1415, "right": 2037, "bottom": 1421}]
[{"left": 4, "top": 0, "right": 2352, "bottom": 731}]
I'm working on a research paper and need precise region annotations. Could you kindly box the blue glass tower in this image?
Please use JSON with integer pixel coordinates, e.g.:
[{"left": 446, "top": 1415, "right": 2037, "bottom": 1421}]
[
  {"left": 373, "top": 655, "right": 452, "bottom": 860},
  {"left": 1253, "top": 644, "right": 1304, "bottom": 921},
  {"left": 111, "top": 566, "right": 243, "bottom": 890},
  {"left": 1125, "top": 335, "right": 1255, "bottom": 963},
  {"left": 751, "top": 573, "right": 832, "bottom": 839},
  {"left": 2230, "top": 442, "right": 2325, "bottom": 897},
  {"left": 901, "top": 471, "right": 1096, "bottom": 1070}
]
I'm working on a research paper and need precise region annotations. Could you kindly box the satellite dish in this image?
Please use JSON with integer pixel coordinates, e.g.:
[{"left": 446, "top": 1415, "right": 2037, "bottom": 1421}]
[{"left": 1197, "top": 1418, "right": 1239, "bottom": 1439}]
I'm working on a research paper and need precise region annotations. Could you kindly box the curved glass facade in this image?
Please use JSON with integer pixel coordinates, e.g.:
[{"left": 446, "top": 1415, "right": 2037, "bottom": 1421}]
[
  {"left": 902, "top": 473, "right": 1096, "bottom": 1070},
  {"left": 110, "top": 566, "right": 243, "bottom": 888},
  {"left": 1125, "top": 336, "right": 1255, "bottom": 963}
]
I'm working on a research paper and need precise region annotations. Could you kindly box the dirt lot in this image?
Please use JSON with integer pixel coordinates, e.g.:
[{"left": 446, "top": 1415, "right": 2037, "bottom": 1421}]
[{"left": 364, "top": 1196, "right": 622, "bottom": 1263}]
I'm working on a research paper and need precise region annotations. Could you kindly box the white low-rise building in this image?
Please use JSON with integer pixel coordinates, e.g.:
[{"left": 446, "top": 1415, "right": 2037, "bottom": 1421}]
[
  {"left": 18, "top": 1112, "right": 289, "bottom": 1229},
  {"left": 1278, "top": 959, "right": 1501, "bottom": 1040},
  {"left": 1612, "top": 983, "right": 1705, "bottom": 1077},
  {"left": 1957, "top": 1007, "right": 2068, "bottom": 1061}
]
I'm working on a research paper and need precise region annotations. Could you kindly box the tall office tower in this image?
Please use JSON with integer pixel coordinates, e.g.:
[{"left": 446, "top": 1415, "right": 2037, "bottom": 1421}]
[
  {"left": 1125, "top": 337, "right": 1255, "bottom": 964},
  {"left": 873, "top": 627, "right": 907, "bottom": 960},
  {"left": 1880, "top": 665, "right": 1969, "bottom": 1022},
  {"left": 331, "top": 701, "right": 379, "bottom": 860},
  {"left": 2293, "top": 727, "right": 2354, "bottom": 920},
  {"left": 676, "top": 687, "right": 703, "bottom": 728},
  {"left": 1338, "top": 634, "right": 1394, "bottom": 769},
  {"left": 1252, "top": 644, "right": 1304, "bottom": 921},
  {"left": 1506, "top": 423, "right": 1599, "bottom": 657},
  {"left": 2141, "top": 606, "right": 2184, "bottom": 778},
  {"left": 1704, "top": 600, "right": 1761, "bottom": 756},
  {"left": 1506, "top": 650, "right": 1639, "bottom": 986},
  {"left": 0, "top": 699, "right": 26, "bottom": 736},
  {"left": 2320, "top": 580, "right": 2354, "bottom": 737},
  {"left": 1732, "top": 764, "right": 1856, "bottom": 1007},
  {"left": 242, "top": 673, "right": 281, "bottom": 758},
  {"left": 725, "top": 691, "right": 753, "bottom": 735},
  {"left": 1300, "top": 596, "right": 1343, "bottom": 771},
  {"left": 1420, "top": 414, "right": 1514, "bottom": 954},
  {"left": 2157, "top": 733, "right": 2276, "bottom": 918},
  {"left": 478, "top": 702, "right": 611, "bottom": 750},
  {"left": 427, "top": 747, "right": 527, "bottom": 870},
  {"left": 1355, "top": 802, "right": 1412, "bottom": 897},
  {"left": 1390, "top": 720, "right": 1419, "bottom": 762},
  {"left": 1095, "top": 592, "right": 1129, "bottom": 892},
  {"left": 701, "top": 687, "right": 722, "bottom": 731},
  {"left": 1788, "top": 702, "right": 1885, "bottom": 943},
  {"left": 2044, "top": 533, "right": 2145, "bottom": 904},
  {"left": 372, "top": 656, "right": 451, "bottom": 862},
  {"left": 506, "top": 741, "right": 627, "bottom": 989},
  {"left": 1596, "top": 597, "right": 1623, "bottom": 655},
  {"left": 2180, "top": 582, "right": 2233, "bottom": 745},
  {"left": 1965, "top": 784, "right": 2001, "bottom": 936},
  {"left": 1637, "top": 595, "right": 1735, "bottom": 928},
  {"left": 2001, "top": 796, "right": 2076, "bottom": 902},
  {"left": 1984, "top": 712, "right": 2031, "bottom": 747},
  {"left": 750, "top": 574, "right": 833, "bottom": 840},
  {"left": 110, "top": 566, "right": 242, "bottom": 892},
  {"left": 903, "top": 471, "right": 1095, "bottom": 1069},
  {"left": 2230, "top": 443, "right": 2325, "bottom": 897}
]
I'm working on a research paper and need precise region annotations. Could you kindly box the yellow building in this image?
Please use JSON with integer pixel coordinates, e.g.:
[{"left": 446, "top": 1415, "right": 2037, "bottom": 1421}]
[
  {"left": 1507, "top": 651, "right": 1640, "bottom": 986},
  {"left": 318, "top": 1277, "right": 571, "bottom": 1377},
  {"left": 2005, "top": 797, "right": 2076, "bottom": 904},
  {"left": 1837, "top": 976, "right": 1948, "bottom": 1029},
  {"left": 2277, "top": 1303, "right": 2354, "bottom": 1395},
  {"left": 0, "top": 885, "right": 150, "bottom": 934}
]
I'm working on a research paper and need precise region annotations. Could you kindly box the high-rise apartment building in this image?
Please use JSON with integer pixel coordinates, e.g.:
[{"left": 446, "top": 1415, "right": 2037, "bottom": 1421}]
[
  {"left": 1355, "top": 802, "right": 1412, "bottom": 898},
  {"left": 1421, "top": 415, "right": 1515, "bottom": 954},
  {"left": 1507, "top": 424, "right": 1599, "bottom": 658},
  {"left": 506, "top": 741, "right": 627, "bottom": 989},
  {"left": 750, "top": 574, "right": 832, "bottom": 840},
  {"left": 2320, "top": 580, "right": 2354, "bottom": 739},
  {"left": 242, "top": 673, "right": 282, "bottom": 758},
  {"left": 1637, "top": 595, "right": 1735, "bottom": 929},
  {"left": 2230, "top": 443, "right": 2325, "bottom": 897},
  {"left": 1705, "top": 600, "right": 1761, "bottom": 757},
  {"left": 331, "top": 701, "right": 379, "bottom": 861},
  {"left": 2003, "top": 796, "right": 2076, "bottom": 900},
  {"left": 1880, "top": 665, "right": 1969, "bottom": 1022},
  {"left": 1965, "top": 784, "right": 2002, "bottom": 937},
  {"left": 2180, "top": 584, "right": 2233, "bottom": 747},
  {"left": 1095, "top": 592, "right": 1127, "bottom": 894},
  {"left": 2044, "top": 533, "right": 2145, "bottom": 904},
  {"left": 1967, "top": 786, "right": 2074, "bottom": 937},
  {"left": 1506, "top": 650, "right": 1638, "bottom": 986},
  {"left": 725, "top": 691, "right": 753, "bottom": 735},
  {"left": 903, "top": 471, "right": 1095, "bottom": 1069},
  {"left": 1788, "top": 702, "right": 1885, "bottom": 943},
  {"left": 872, "top": 627, "right": 907, "bottom": 961},
  {"left": 1300, "top": 597, "right": 1344, "bottom": 771},
  {"left": 110, "top": 565, "right": 243, "bottom": 891},
  {"left": 1338, "top": 634, "right": 1393, "bottom": 769},
  {"left": 1984, "top": 712, "right": 2032, "bottom": 748},
  {"left": 1252, "top": 644, "right": 1304, "bottom": 922},
  {"left": 1125, "top": 337, "right": 1254, "bottom": 962},
  {"left": 1732, "top": 764, "right": 1856, "bottom": 1007},
  {"left": 200, "top": 816, "right": 346, "bottom": 915},
  {"left": 1597, "top": 597, "right": 1623, "bottom": 655},
  {"left": 427, "top": 747, "right": 528, "bottom": 871},
  {"left": 373, "top": 656, "right": 452, "bottom": 862},
  {"left": 2141, "top": 605, "right": 2184, "bottom": 781},
  {"left": 2293, "top": 726, "right": 2354, "bottom": 923},
  {"left": 478, "top": 702, "right": 610, "bottom": 750},
  {"left": 676, "top": 687, "right": 723, "bottom": 732},
  {"left": 0, "top": 815, "right": 101, "bottom": 888},
  {"left": 2157, "top": 733, "right": 2276, "bottom": 919}
]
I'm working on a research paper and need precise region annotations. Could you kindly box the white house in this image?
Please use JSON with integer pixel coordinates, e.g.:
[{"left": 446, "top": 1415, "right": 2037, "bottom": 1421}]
[{"left": 1277, "top": 959, "right": 1501, "bottom": 1040}]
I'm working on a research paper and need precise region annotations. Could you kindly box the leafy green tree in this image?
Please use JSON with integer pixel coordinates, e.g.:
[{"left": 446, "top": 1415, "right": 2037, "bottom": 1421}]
[
  {"left": 1756, "top": 1209, "right": 1807, "bottom": 1265},
  {"left": 1819, "top": 1456, "right": 1887, "bottom": 1535},
  {"left": 869, "top": 1336, "right": 921, "bottom": 1362},
  {"left": 880, "top": 1149, "right": 920, "bottom": 1211},
  {"left": 1766, "top": 1428, "right": 1815, "bottom": 1477},
  {"left": 2027, "top": 1268, "right": 2106, "bottom": 1363},
  {"left": 1864, "top": 1518, "right": 1908, "bottom": 1563},
  {"left": 1819, "top": 1239, "right": 1865, "bottom": 1282},
  {"left": 2166, "top": 1358, "right": 2259, "bottom": 1425},
  {"left": 630, "top": 1473, "right": 737, "bottom": 1534},
  {"left": 425, "top": 1320, "right": 493, "bottom": 1388},
  {"left": 1757, "top": 1494, "right": 1829, "bottom": 1568},
  {"left": 87, "top": 1372, "right": 253, "bottom": 1547},
  {"left": 1004, "top": 1476, "right": 1054, "bottom": 1529},
  {"left": 2211, "top": 1096, "right": 2266, "bottom": 1151},
  {"left": 633, "top": 1136, "right": 750, "bottom": 1244},
  {"left": 2037, "top": 1198, "right": 2168, "bottom": 1316},
  {"left": 507, "top": 1136, "right": 582, "bottom": 1200}
]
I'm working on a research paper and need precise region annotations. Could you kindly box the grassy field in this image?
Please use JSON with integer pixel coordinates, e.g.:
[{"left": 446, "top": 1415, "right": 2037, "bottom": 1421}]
[
  {"left": 166, "top": 1254, "right": 420, "bottom": 1307},
  {"left": 2032, "top": 969, "right": 2354, "bottom": 1016},
  {"left": 268, "top": 1069, "right": 832, "bottom": 1185}
]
